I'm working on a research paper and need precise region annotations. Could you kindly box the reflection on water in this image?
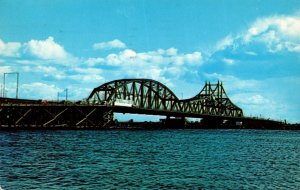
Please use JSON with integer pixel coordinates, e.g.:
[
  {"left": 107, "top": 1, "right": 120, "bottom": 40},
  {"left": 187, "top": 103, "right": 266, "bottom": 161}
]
[{"left": 0, "top": 129, "right": 300, "bottom": 189}]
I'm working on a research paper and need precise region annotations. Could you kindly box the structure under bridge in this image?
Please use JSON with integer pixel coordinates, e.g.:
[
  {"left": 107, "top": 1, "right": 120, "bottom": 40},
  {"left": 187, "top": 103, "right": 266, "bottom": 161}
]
[{"left": 0, "top": 79, "right": 244, "bottom": 128}]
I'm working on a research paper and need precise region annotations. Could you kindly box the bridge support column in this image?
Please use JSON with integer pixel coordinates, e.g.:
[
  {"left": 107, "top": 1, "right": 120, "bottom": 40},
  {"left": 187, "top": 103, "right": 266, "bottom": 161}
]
[
  {"left": 163, "top": 116, "right": 185, "bottom": 129},
  {"left": 200, "top": 117, "right": 224, "bottom": 129}
]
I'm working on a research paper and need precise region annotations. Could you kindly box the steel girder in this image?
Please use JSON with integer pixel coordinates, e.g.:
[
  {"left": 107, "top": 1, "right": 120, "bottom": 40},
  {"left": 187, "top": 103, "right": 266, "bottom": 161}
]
[
  {"left": 87, "top": 79, "right": 180, "bottom": 111},
  {"left": 180, "top": 81, "right": 243, "bottom": 117},
  {"left": 87, "top": 79, "right": 243, "bottom": 117},
  {"left": 0, "top": 105, "right": 113, "bottom": 128}
]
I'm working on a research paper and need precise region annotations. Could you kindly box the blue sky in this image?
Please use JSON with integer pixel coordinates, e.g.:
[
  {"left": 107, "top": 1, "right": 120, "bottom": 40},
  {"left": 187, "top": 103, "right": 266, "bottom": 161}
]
[{"left": 0, "top": 0, "right": 300, "bottom": 123}]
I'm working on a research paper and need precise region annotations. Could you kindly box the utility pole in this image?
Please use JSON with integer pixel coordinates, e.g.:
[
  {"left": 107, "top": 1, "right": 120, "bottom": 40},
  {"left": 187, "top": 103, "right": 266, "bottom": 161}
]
[
  {"left": 65, "top": 88, "right": 68, "bottom": 101},
  {"left": 57, "top": 88, "right": 68, "bottom": 102},
  {"left": 3, "top": 74, "right": 5, "bottom": 97},
  {"left": 16, "top": 72, "right": 19, "bottom": 99}
]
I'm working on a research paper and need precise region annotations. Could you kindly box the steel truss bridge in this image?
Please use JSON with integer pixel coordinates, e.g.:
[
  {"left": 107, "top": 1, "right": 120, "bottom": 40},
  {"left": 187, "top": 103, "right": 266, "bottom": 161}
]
[
  {"left": 88, "top": 79, "right": 243, "bottom": 117},
  {"left": 0, "top": 78, "right": 247, "bottom": 128}
]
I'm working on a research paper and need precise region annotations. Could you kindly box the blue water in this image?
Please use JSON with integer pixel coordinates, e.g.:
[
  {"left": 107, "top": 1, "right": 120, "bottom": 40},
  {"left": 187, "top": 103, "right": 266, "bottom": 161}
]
[{"left": 0, "top": 129, "right": 299, "bottom": 189}]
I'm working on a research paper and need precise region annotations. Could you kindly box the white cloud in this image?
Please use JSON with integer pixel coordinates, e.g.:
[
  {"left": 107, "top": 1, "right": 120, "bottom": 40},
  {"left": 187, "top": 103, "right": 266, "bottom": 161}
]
[
  {"left": 73, "top": 67, "right": 103, "bottom": 75},
  {"left": 96, "top": 48, "right": 203, "bottom": 84},
  {"left": 0, "top": 39, "right": 21, "bottom": 57},
  {"left": 245, "top": 51, "right": 257, "bottom": 56},
  {"left": 222, "top": 58, "right": 236, "bottom": 65},
  {"left": 38, "top": 66, "right": 66, "bottom": 79},
  {"left": 16, "top": 60, "right": 37, "bottom": 65},
  {"left": 247, "top": 15, "right": 300, "bottom": 53},
  {"left": 69, "top": 67, "right": 104, "bottom": 83},
  {"left": 21, "top": 82, "right": 61, "bottom": 100},
  {"left": 121, "top": 49, "right": 137, "bottom": 58},
  {"left": 104, "top": 48, "right": 202, "bottom": 66},
  {"left": 36, "top": 65, "right": 59, "bottom": 73},
  {"left": 93, "top": 39, "right": 126, "bottom": 50},
  {"left": 215, "top": 35, "right": 235, "bottom": 51},
  {"left": 251, "top": 16, "right": 300, "bottom": 50},
  {"left": 215, "top": 13, "right": 300, "bottom": 55},
  {"left": 85, "top": 57, "right": 105, "bottom": 66},
  {"left": 184, "top": 52, "right": 202, "bottom": 64},
  {"left": 65, "top": 85, "right": 93, "bottom": 100},
  {"left": 69, "top": 74, "right": 104, "bottom": 83},
  {"left": 244, "top": 16, "right": 300, "bottom": 43},
  {"left": 20, "top": 82, "right": 93, "bottom": 100},
  {"left": 230, "top": 92, "right": 286, "bottom": 119},
  {"left": 204, "top": 73, "right": 260, "bottom": 91},
  {"left": 26, "top": 36, "right": 69, "bottom": 60},
  {"left": 0, "top": 66, "right": 12, "bottom": 73},
  {"left": 234, "top": 94, "right": 269, "bottom": 105},
  {"left": 166, "top": 47, "right": 178, "bottom": 56},
  {"left": 21, "top": 65, "right": 66, "bottom": 80}
]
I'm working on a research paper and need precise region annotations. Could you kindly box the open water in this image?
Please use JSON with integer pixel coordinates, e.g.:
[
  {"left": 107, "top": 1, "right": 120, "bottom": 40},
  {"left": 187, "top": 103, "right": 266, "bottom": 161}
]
[{"left": 0, "top": 129, "right": 299, "bottom": 189}]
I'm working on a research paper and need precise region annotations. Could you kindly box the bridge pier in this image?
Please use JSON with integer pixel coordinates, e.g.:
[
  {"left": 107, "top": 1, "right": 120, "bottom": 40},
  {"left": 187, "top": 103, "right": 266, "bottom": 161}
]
[
  {"left": 199, "top": 118, "right": 244, "bottom": 129},
  {"left": 161, "top": 116, "right": 185, "bottom": 128},
  {"left": 200, "top": 118, "right": 223, "bottom": 128}
]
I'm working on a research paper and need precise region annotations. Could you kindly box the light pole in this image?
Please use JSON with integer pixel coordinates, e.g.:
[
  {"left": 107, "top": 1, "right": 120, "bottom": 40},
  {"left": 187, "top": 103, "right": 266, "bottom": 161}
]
[
  {"left": 57, "top": 88, "right": 68, "bottom": 102},
  {"left": 3, "top": 72, "right": 19, "bottom": 99},
  {"left": 65, "top": 88, "right": 68, "bottom": 101}
]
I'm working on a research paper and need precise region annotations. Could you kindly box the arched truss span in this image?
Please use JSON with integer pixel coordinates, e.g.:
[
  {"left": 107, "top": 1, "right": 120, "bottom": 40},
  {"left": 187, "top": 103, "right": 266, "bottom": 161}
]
[
  {"left": 87, "top": 79, "right": 243, "bottom": 117},
  {"left": 87, "top": 79, "right": 180, "bottom": 111}
]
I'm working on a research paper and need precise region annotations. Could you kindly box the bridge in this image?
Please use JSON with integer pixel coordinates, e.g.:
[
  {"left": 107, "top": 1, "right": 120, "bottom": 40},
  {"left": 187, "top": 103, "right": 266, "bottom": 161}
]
[
  {"left": 0, "top": 78, "right": 285, "bottom": 129},
  {"left": 87, "top": 79, "right": 242, "bottom": 117}
]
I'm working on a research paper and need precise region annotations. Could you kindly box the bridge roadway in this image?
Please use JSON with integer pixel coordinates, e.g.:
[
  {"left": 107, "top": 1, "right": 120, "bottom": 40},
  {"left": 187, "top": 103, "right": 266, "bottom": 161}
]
[
  {"left": 0, "top": 78, "right": 286, "bottom": 129},
  {"left": 0, "top": 96, "right": 242, "bottom": 120},
  {"left": 0, "top": 97, "right": 283, "bottom": 129}
]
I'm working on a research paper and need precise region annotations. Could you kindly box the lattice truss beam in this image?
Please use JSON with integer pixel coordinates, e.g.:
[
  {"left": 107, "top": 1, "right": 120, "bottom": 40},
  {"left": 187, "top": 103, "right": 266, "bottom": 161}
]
[
  {"left": 180, "top": 81, "right": 243, "bottom": 117},
  {"left": 0, "top": 106, "right": 113, "bottom": 128},
  {"left": 88, "top": 79, "right": 179, "bottom": 111},
  {"left": 87, "top": 79, "right": 243, "bottom": 117}
]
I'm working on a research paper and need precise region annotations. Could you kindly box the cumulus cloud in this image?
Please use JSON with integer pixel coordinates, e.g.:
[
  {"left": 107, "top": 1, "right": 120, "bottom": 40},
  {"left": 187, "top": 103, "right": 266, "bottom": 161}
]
[
  {"left": 69, "top": 74, "right": 104, "bottom": 83},
  {"left": 243, "top": 15, "right": 300, "bottom": 53},
  {"left": 21, "top": 82, "right": 61, "bottom": 100},
  {"left": 26, "top": 36, "right": 69, "bottom": 60},
  {"left": 216, "top": 13, "right": 300, "bottom": 54},
  {"left": 68, "top": 67, "right": 104, "bottom": 83},
  {"left": 0, "top": 39, "right": 21, "bottom": 57},
  {"left": 230, "top": 92, "right": 284, "bottom": 118},
  {"left": 204, "top": 73, "right": 260, "bottom": 91},
  {"left": 233, "top": 94, "right": 269, "bottom": 105},
  {"left": 20, "top": 82, "right": 94, "bottom": 100},
  {"left": 21, "top": 65, "right": 66, "bottom": 80},
  {"left": 84, "top": 47, "right": 203, "bottom": 85},
  {"left": 93, "top": 39, "right": 126, "bottom": 50},
  {"left": 244, "top": 16, "right": 300, "bottom": 42},
  {"left": 73, "top": 67, "right": 103, "bottom": 75},
  {"left": 104, "top": 48, "right": 203, "bottom": 66},
  {"left": 97, "top": 48, "right": 203, "bottom": 84},
  {"left": 85, "top": 57, "right": 105, "bottom": 66}
]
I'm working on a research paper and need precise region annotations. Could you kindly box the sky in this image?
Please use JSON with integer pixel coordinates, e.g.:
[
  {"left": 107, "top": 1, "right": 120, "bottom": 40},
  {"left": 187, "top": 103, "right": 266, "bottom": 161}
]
[{"left": 0, "top": 0, "right": 300, "bottom": 123}]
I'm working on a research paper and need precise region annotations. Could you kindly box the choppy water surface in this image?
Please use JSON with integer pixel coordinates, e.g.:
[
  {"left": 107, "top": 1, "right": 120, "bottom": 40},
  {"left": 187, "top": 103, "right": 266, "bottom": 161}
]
[{"left": 0, "top": 129, "right": 299, "bottom": 189}]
